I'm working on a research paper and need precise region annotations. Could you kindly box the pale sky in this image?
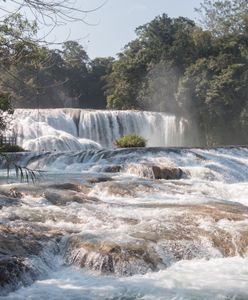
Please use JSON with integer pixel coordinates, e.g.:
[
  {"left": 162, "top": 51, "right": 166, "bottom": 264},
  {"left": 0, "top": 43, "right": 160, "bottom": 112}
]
[
  {"left": 3, "top": 0, "right": 203, "bottom": 58},
  {"left": 44, "top": 0, "right": 203, "bottom": 58}
]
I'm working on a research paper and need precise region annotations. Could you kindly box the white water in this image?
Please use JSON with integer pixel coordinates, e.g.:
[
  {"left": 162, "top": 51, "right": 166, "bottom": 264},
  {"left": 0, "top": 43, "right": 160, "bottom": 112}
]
[
  {"left": 9, "top": 109, "right": 187, "bottom": 151},
  {"left": 3, "top": 257, "right": 248, "bottom": 300},
  {"left": 1, "top": 111, "right": 248, "bottom": 299}
]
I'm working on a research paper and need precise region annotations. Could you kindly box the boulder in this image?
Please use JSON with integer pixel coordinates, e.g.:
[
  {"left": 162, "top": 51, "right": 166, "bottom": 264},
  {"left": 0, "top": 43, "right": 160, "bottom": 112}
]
[
  {"left": 103, "top": 165, "right": 122, "bottom": 173},
  {"left": 0, "top": 256, "right": 38, "bottom": 296},
  {"left": 0, "top": 224, "right": 60, "bottom": 295},
  {"left": 44, "top": 189, "right": 100, "bottom": 205},
  {"left": 64, "top": 236, "right": 161, "bottom": 276},
  {"left": 87, "top": 177, "right": 113, "bottom": 184},
  {"left": 123, "top": 163, "right": 185, "bottom": 180},
  {"left": 151, "top": 165, "right": 184, "bottom": 180}
]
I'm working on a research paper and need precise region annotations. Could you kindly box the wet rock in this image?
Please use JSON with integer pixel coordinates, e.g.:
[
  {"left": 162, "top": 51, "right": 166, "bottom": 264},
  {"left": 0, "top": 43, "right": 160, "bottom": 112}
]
[
  {"left": 0, "top": 194, "right": 19, "bottom": 208},
  {"left": 87, "top": 177, "right": 113, "bottom": 184},
  {"left": 44, "top": 189, "right": 100, "bottom": 206},
  {"left": 151, "top": 165, "right": 184, "bottom": 180},
  {"left": 131, "top": 202, "right": 248, "bottom": 258},
  {"left": 47, "top": 183, "right": 92, "bottom": 194},
  {"left": 0, "top": 224, "right": 61, "bottom": 295},
  {"left": 103, "top": 165, "right": 122, "bottom": 173},
  {"left": 64, "top": 236, "right": 162, "bottom": 276},
  {"left": 48, "top": 183, "right": 83, "bottom": 192},
  {"left": 0, "top": 256, "right": 39, "bottom": 296},
  {"left": 0, "top": 183, "right": 92, "bottom": 200},
  {"left": 0, "top": 224, "right": 61, "bottom": 257},
  {"left": 96, "top": 180, "right": 160, "bottom": 198},
  {"left": 0, "top": 232, "right": 42, "bottom": 257},
  {"left": 123, "top": 163, "right": 185, "bottom": 180}
]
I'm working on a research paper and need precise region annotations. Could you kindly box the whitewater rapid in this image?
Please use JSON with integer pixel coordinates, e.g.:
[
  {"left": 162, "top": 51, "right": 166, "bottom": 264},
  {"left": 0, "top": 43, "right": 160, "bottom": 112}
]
[
  {"left": 2, "top": 257, "right": 248, "bottom": 300},
  {"left": 8, "top": 109, "right": 189, "bottom": 151},
  {"left": 1, "top": 146, "right": 248, "bottom": 299}
]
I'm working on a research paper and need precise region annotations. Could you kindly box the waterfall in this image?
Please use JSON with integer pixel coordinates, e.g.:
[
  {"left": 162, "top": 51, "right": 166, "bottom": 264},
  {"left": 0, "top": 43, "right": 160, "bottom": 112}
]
[{"left": 10, "top": 109, "right": 187, "bottom": 151}]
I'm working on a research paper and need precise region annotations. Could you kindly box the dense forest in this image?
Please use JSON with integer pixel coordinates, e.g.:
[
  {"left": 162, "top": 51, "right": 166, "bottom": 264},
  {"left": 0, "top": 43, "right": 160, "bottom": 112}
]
[{"left": 0, "top": 0, "right": 248, "bottom": 145}]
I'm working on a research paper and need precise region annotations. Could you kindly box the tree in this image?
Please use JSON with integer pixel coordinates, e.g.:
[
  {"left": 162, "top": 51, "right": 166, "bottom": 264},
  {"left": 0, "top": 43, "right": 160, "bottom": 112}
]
[
  {"left": 0, "top": 1, "right": 106, "bottom": 39},
  {"left": 196, "top": 0, "right": 248, "bottom": 36},
  {"left": 106, "top": 14, "right": 197, "bottom": 111},
  {"left": 87, "top": 57, "right": 114, "bottom": 108},
  {"left": 0, "top": 13, "right": 68, "bottom": 108},
  {"left": 62, "top": 41, "right": 89, "bottom": 68},
  {"left": 106, "top": 9, "right": 248, "bottom": 145},
  {"left": 177, "top": 38, "right": 248, "bottom": 145},
  {"left": 0, "top": 92, "right": 12, "bottom": 133}
]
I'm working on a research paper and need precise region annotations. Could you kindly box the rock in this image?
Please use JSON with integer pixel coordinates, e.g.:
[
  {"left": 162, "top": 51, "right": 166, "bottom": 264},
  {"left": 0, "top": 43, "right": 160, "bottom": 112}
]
[
  {"left": 87, "top": 177, "right": 113, "bottom": 184},
  {"left": 0, "top": 256, "right": 39, "bottom": 296},
  {"left": 64, "top": 236, "right": 161, "bottom": 276},
  {"left": 0, "top": 194, "right": 19, "bottom": 208},
  {"left": 48, "top": 183, "right": 83, "bottom": 192},
  {"left": 151, "top": 165, "right": 184, "bottom": 180},
  {"left": 103, "top": 165, "right": 122, "bottom": 173},
  {"left": 44, "top": 189, "right": 100, "bottom": 206},
  {"left": 123, "top": 163, "right": 185, "bottom": 180},
  {"left": 0, "top": 224, "right": 61, "bottom": 295},
  {"left": 96, "top": 180, "right": 159, "bottom": 197}
]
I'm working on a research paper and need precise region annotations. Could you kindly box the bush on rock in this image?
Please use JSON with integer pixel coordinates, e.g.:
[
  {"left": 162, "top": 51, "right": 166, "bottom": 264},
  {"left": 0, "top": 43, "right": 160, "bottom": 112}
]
[{"left": 115, "top": 134, "right": 146, "bottom": 148}]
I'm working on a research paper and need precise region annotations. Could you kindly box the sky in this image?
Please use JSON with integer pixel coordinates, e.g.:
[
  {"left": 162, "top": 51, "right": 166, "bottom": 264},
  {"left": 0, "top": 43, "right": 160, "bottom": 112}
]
[
  {"left": 3, "top": 0, "right": 203, "bottom": 59},
  {"left": 42, "top": 0, "right": 203, "bottom": 59}
]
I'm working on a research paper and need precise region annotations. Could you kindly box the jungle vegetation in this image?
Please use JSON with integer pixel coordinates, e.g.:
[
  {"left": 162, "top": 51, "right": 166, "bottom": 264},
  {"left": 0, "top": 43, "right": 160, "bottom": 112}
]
[{"left": 0, "top": 0, "right": 247, "bottom": 146}]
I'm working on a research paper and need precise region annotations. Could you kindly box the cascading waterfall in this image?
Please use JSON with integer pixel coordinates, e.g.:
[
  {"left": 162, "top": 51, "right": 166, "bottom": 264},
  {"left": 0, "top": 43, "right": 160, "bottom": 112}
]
[
  {"left": 0, "top": 145, "right": 248, "bottom": 300},
  {"left": 1, "top": 146, "right": 248, "bottom": 300},
  {"left": 1, "top": 108, "right": 248, "bottom": 300},
  {"left": 10, "top": 109, "right": 187, "bottom": 151}
]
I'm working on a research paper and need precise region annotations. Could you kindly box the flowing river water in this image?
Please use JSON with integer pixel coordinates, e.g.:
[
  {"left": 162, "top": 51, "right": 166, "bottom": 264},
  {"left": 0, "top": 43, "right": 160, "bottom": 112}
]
[{"left": 0, "top": 110, "right": 248, "bottom": 299}]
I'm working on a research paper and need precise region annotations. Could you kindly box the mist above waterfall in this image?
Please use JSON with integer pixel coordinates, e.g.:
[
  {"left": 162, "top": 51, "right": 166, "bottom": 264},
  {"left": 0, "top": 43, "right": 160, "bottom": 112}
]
[{"left": 138, "top": 63, "right": 201, "bottom": 146}]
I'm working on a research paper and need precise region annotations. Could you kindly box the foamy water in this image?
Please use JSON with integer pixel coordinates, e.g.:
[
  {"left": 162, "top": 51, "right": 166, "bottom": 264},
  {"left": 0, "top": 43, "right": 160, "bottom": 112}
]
[
  {"left": 3, "top": 257, "right": 248, "bottom": 300},
  {"left": 1, "top": 146, "right": 248, "bottom": 299},
  {"left": 8, "top": 109, "right": 188, "bottom": 151}
]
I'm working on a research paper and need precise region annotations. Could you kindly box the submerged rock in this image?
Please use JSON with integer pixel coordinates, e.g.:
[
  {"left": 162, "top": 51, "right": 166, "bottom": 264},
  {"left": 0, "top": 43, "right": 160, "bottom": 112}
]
[
  {"left": 87, "top": 177, "right": 113, "bottom": 184},
  {"left": 103, "top": 165, "right": 122, "bottom": 173},
  {"left": 44, "top": 189, "right": 100, "bottom": 206},
  {"left": 0, "top": 194, "right": 20, "bottom": 209},
  {"left": 62, "top": 201, "right": 248, "bottom": 277}
]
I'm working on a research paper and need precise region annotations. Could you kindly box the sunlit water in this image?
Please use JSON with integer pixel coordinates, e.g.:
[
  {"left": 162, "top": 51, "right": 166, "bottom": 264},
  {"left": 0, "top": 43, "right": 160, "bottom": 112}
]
[
  {"left": 7, "top": 109, "right": 188, "bottom": 151},
  {"left": 1, "top": 146, "right": 248, "bottom": 299},
  {"left": 3, "top": 257, "right": 248, "bottom": 300}
]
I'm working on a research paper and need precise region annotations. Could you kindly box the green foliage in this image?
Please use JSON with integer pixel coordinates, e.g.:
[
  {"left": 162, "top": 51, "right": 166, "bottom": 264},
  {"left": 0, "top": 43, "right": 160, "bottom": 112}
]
[
  {"left": 0, "top": 4, "right": 247, "bottom": 146},
  {"left": 0, "top": 14, "right": 114, "bottom": 109},
  {"left": 0, "top": 92, "right": 12, "bottom": 133},
  {"left": 0, "top": 144, "right": 25, "bottom": 153},
  {"left": 105, "top": 7, "right": 248, "bottom": 146},
  {"left": 62, "top": 41, "right": 89, "bottom": 68},
  {"left": 115, "top": 134, "right": 147, "bottom": 148},
  {"left": 195, "top": 0, "right": 248, "bottom": 36},
  {"left": 106, "top": 14, "right": 197, "bottom": 112}
]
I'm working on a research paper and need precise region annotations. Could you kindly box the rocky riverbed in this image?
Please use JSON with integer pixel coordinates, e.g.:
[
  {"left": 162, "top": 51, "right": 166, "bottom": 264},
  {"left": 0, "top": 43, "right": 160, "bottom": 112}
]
[{"left": 0, "top": 147, "right": 248, "bottom": 299}]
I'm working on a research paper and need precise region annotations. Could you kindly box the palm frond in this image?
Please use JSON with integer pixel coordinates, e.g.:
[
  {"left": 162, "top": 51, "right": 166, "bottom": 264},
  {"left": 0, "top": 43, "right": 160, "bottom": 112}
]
[{"left": 0, "top": 152, "right": 41, "bottom": 183}]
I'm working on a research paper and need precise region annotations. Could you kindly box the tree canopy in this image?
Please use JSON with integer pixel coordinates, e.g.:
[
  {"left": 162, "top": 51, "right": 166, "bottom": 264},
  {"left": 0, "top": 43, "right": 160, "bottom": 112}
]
[
  {"left": 105, "top": 3, "right": 248, "bottom": 145},
  {"left": 0, "top": 0, "right": 247, "bottom": 146}
]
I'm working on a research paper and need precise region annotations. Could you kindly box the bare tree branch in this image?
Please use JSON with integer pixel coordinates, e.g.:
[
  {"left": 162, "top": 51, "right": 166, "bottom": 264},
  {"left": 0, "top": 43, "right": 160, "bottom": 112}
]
[{"left": 0, "top": 0, "right": 107, "bottom": 27}]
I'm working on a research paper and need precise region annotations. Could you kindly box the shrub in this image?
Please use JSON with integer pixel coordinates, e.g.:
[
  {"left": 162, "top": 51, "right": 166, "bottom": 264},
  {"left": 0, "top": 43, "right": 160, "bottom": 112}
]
[
  {"left": 115, "top": 134, "right": 146, "bottom": 148},
  {"left": 0, "top": 144, "right": 25, "bottom": 153}
]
